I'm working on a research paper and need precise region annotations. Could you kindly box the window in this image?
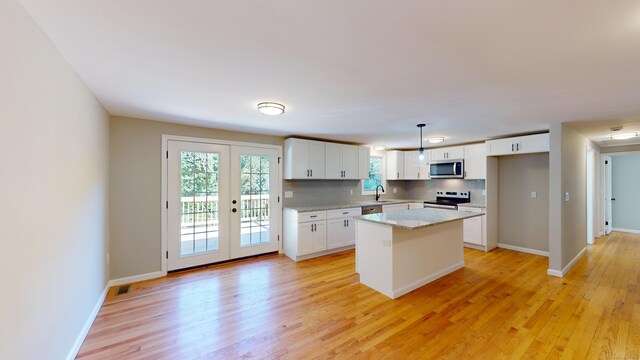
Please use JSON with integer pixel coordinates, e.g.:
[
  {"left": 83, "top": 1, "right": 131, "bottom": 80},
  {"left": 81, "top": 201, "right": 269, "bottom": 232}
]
[{"left": 362, "top": 156, "right": 384, "bottom": 194}]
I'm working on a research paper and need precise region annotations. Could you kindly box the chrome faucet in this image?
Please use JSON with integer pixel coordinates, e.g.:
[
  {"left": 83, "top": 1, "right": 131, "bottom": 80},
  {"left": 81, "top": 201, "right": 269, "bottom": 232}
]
[{"left": 375, "top": 185, "right": 385, "bottom": 201}]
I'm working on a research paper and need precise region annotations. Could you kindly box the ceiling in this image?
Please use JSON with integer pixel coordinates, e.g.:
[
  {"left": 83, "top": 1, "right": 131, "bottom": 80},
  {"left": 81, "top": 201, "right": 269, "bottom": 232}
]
[{"left": 19, "top": 0, "right": 640, "bottom": 148}]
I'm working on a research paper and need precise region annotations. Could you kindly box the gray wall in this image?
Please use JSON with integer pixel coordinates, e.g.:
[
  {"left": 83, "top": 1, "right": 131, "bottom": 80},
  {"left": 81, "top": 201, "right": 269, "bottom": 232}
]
[
  {"left": 498, "top": 154, "right": 549, "bottom": 251},
  {"left": 0, "top": 1, "right": 110, "bottom": 358},
  {"left": 394, "top": 179, "right": 486, "bottom": 204},
  {"left": 549, "top": 124, "right": 599, "bottom": 273},
  {"left": 611, "top": 153, "right": 640, "bottom": 231},
  {"left": 109, "top": 116, "right": 284, "bottom": 279}
]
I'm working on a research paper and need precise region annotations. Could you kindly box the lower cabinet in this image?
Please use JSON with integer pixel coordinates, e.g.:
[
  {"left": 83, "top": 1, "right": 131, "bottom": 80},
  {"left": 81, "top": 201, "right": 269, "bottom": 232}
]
[
  {"left": 284, "top": 207, "right": 361, "bottom": 261},
  {"left": 408, "top": 203, "right": 424, "bottom": 210},
  {"left": 298, "top": 221, "right": 327, "bottom": 255},
  {"left": 458, "top": 206, "right": 487, "bottom": 251}
]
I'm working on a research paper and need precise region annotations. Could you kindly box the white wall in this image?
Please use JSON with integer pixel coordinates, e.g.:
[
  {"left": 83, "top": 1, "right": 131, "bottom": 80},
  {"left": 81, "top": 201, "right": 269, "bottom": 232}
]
[
  {"left": 611, "top": 153, "right": 640, "bottom": 231},
  {"left": 0, "top": 1, "right": 109, "bottom": 359}
]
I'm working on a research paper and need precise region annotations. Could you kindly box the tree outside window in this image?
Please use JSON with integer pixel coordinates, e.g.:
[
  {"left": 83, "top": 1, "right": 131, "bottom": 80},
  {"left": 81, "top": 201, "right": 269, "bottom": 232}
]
[{"left": 362, "top": 156, "right": 384, "bottom": 194}]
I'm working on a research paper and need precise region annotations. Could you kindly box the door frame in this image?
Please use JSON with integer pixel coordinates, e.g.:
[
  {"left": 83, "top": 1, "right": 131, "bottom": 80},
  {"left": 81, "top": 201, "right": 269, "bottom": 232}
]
[{"left": 161, "top": 134, "right": 283, "bottom": 275}]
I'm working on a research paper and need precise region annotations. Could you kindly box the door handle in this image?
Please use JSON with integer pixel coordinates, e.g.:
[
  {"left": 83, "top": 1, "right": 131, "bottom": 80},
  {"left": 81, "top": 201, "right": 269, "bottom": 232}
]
[{"left": 612, "top": 198, "right": 616, "bottom": 201}]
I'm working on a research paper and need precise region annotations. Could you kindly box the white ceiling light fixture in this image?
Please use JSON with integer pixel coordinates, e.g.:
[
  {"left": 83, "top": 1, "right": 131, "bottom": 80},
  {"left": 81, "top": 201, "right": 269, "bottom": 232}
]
[
  {"left": 373, "top": 145, "right": 386, "bottom": 150},
  {"left": 257, "top": 102, "right": 285, "bottom": 116},
  {"left": 611, "top": 132, "right": 638, "bottom": 140},
  {"left": 427, "top": 137, "right": 445, "bottom": 144}
]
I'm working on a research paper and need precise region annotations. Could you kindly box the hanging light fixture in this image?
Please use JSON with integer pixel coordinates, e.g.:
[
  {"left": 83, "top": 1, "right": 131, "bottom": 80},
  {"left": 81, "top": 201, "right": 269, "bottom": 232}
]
[
  {"left": 257, "top": 102, "right": 285, "bottom": 116},
  {"left": 417, "top": 124, "right": 426, "bottom": 160}
]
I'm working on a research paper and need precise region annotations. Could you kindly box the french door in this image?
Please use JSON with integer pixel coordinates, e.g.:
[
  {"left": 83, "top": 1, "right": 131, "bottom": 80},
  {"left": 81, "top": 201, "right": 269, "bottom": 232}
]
[{"left": 167, "top": 140, "right": 280, "bottom": 271}]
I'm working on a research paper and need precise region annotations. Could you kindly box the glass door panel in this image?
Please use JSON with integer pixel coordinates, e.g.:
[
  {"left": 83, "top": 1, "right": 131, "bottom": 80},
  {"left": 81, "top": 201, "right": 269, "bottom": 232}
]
[
  {"left": 230, "top": 147, "right": 280, "bottom": 258},
  {"left": 168, "top": 141, "right": 230, "bottom": 270}
]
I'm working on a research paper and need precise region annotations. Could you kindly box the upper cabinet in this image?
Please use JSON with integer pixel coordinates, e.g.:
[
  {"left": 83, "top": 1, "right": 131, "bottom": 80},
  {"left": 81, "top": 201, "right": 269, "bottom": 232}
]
[
  {"left": 325, "top": 143, "right": 358, "bottom": 179},
  {"left": 403, "top": 151, "right": 430, "bottom": 180},
  {"left": 430, "top": 146, "right": 464, "bottom": 161},
  {"left": 358, "top": 146, "right": 370, "bottom": 179},
  {"left": 386, "top": 151, "right": 405, "bottom": 180},
  {"left": 284, "top": 138, "right": 326, "bottom": 179},
  {"left": 464, "top": 143, "right": 486, "bottom": 180},
  {"left": 284, "top": 138, "right": 369, "bottom": 180},
  {"left": 486, "top": 133, "right": 549, "bottom": 157}
]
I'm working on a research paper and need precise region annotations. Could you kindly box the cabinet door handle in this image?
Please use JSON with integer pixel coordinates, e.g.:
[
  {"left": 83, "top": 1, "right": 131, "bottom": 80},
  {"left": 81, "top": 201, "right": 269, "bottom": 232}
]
[
  {"left": 310, "top": 215, "right": 318, "bottom": 218},
  {"left": 347, "top": 219, "right": 349, "bottom": 227},
  {"left": 344, "top": 219, "right": 347, "bottom": 227},
  {"left": 511, "top": 144, "right": 515, "bottom": 152},
  {"left": 310, "top": 169, "right": 313, "bottom": 177},
  {"left": 516, "top": 143, "right": 520, "bottom": 151},
  {"left": 307, "top": 169, "right": 310, "bottom": 177},
  {"left": 397, "top": 172, "right": 400, "bottom": 178}
]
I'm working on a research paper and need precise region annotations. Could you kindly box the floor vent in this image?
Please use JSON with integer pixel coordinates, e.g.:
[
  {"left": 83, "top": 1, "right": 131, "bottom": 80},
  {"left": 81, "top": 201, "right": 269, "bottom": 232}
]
[{"left": 116, "top": 285, "right": 130, "bottom": 295}]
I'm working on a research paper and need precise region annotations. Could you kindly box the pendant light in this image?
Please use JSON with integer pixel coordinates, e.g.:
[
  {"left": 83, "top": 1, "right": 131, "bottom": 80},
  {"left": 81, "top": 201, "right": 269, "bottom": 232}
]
[{"left": 417, "top": 124, "right": 426, "bottom": 160}]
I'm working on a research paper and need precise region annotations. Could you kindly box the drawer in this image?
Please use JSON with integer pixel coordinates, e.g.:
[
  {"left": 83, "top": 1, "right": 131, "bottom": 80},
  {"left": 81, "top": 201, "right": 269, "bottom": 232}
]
[
  {"left": 298, "top": 211, "right": 327, "bottom": 223},
  {"left": 327, "top": 207, "right": 362, "bottom": 219}
]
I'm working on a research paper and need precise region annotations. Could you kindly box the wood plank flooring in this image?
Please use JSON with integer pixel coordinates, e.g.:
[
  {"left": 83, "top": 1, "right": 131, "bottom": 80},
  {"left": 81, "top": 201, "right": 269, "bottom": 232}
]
[{"left": 77, "top": 232, "right": 640, "bottom": 359}]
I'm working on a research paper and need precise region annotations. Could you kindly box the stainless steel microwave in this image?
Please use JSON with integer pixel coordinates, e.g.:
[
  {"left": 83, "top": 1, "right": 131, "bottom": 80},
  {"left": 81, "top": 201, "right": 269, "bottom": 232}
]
[{"left": 429, "top": 160, "right": 464, "bottom": 178}]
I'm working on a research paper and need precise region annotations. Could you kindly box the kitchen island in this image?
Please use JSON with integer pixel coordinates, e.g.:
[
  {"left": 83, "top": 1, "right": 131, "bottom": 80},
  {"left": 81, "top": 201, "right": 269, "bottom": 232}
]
[{"left": 356, "top": 208, "right": 483, "bottom": 299}]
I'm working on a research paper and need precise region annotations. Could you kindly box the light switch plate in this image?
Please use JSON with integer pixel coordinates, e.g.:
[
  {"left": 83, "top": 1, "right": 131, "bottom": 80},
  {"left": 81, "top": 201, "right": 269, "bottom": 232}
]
[
  {"left": 531, "top": 191, "right": 537, "bottom": 199},
  {"left": 350, "top": 189, "right": 353, "bottom": 195},
  {"left": 284, "top": 191, "right": 293, "bottom": 198},
  {"left": 393, "top": 188, "right": 397, "bottom": 194},
  {"left": 564, "top": 192, "right": 570, "bottom": 202}
]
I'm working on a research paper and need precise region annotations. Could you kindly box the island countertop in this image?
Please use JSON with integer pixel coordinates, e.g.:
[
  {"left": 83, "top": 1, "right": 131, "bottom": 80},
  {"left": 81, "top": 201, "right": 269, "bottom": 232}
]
[{"left": 358, "top": 208, "right": 483, "bottom": 230}]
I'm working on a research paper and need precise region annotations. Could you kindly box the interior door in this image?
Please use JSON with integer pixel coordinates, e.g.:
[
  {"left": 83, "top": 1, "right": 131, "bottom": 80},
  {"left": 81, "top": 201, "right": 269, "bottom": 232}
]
[
  {"left": 604, "top": 155, "right": 613, "bottom": 235},
  {"left": 229, "top": 146, "right": 280, "bottom": 258},
  {"left": 167, "top": 141, "right": 230, "bottom": 271}
]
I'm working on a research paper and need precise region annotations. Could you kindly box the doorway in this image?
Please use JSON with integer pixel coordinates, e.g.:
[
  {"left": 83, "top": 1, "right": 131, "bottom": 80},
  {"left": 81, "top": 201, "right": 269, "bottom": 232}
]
[
  {"left": 164, "top": 138, "right": 282, "bottom": 272},
  {"left": 604, "top": 155, "right": 613, "bottom": 235}
]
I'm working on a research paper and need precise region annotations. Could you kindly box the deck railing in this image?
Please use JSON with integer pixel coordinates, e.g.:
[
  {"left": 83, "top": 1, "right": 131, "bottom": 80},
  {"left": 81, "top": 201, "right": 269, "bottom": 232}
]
[{"left": 181, "top": 195, "right": 270, "bottom": 225}]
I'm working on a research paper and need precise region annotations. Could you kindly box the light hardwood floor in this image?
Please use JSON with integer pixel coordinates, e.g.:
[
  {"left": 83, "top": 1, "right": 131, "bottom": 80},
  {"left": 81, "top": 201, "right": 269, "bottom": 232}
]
[{"left": 78, "top": 232, "right": 640, "bottom": 359}]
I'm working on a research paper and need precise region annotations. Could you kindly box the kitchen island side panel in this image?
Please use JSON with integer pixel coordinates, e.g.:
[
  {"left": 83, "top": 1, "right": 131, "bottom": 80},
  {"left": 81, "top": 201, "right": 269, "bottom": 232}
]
[
  {"left": 355, "top": 220, "right": 394, "bottom": 297},
  {"left": 391, "top": 221, "right": 464, "bottom": 298}
]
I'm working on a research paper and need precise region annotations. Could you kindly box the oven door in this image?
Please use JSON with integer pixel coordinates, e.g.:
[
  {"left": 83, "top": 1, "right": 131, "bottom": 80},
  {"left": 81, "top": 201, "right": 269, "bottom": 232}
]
[
  {"left": 423, "top": 202, "right": 458, "bottom": 210},
  {"left": 429, "top": 160, "right": 464, "bottom": 178}
]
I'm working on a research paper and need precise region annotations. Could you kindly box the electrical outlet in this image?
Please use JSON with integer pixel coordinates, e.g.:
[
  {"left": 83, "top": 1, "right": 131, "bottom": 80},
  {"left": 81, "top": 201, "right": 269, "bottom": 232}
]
[
  {"left": 284, "top": 191, "right": 293, "bottom": 198},
  {"left": 531, "top": 191, "right": 537, "bottom": 199},
  {"left": 393, "top": 188, "right": 397, "bottom": 194},
  {"left": 564, "top": 192, "right": 570, "bottom": 202},
  {"left": 350, "top": 189, "right": 353, "bottom": 195}
]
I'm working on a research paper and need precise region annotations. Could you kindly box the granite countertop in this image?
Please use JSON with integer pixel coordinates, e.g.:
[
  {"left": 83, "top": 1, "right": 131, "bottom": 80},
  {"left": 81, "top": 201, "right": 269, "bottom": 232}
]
[
  {"left": 358, "top": 208, "right": 483, "bottom": 230},
  {"left": 284, "top": 199, "right": 417, "bottom": 212},
  {"left": 458, "top": 202, "right": 486, "bottom": 208}
]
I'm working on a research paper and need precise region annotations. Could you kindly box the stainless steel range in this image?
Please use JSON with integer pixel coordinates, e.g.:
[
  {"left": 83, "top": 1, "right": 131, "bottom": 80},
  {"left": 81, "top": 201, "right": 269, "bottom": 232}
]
[{"left": 423, "top": 191, "right": 470, "bottom": 210}]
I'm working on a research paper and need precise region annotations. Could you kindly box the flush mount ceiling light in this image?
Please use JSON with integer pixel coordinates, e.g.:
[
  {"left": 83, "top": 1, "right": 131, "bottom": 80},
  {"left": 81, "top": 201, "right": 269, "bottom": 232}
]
[
  {"left": 611, "top": 132, "right": 638, "bottom": 140},
  {"left": 417, "top": 124, "right": 426, "bottom": 160},
  {"left": 427, "top": 137, "right": 445, "bottom": 144},
  {"left": 373, "top": 145, "right": 386, "bottom": 151},
  {"left": 257, "top": 102, "right": 285, "bottom": 116}
]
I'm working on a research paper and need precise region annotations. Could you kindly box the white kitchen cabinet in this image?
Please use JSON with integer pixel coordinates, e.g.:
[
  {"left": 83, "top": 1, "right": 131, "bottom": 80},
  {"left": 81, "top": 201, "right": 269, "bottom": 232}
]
[
  {"left": 326, "top": 207, "right": 361, "bottom": 248},
  {"left": 408, "top": 203, "right": 424, "bottom": 210},
  {"left": 358, "top": 146, "right": 370, "bottom": 179},
  {"left": 464, "top": 143, "right": 486, "bottom": 180},
  {"left": 325, "top": 143, "right": 358, "bottom": 179},
  {"left": 403, "top": 151, "right": 430, "bottom": 180},
  {"left": 485, "top": 133, "right": 549, "bottom": 156},
  {"left": 382, "top": 203, "right": 409, "bottom": 212},
  {"left": 458, "top": 206, "right": 487, "bottom": 251},
  {"left": 386, "top": 151, "right": 405, "bottom": 180},
  {"left": 430, "top": 146, "right": 464, "bottom": 161},
  {"left": 284, "top": 138, "right": 326, "bottom": 179},
  {"left": 284, "top": 208, "right": 358, "bottom": 261}
]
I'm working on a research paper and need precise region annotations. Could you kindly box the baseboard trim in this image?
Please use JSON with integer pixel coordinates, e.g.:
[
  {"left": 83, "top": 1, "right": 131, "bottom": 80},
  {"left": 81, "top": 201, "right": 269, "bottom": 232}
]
[
  {"left": 547, "top": 246, "right": 587, "bottom": 278},
  {"left": 497, "top": 243, "right": 549, "bottom": 257},
  {"left": 66, "top": 283, "right": 109, "bottom": 360},
  {"left": 392, "top": 261, "right": 465, "bottom": 299},
  {"left": 108, "top": 271, "right": 164, "bottom": 287},
  {"left": 613, "top": 228, "right": 640, "bottom": 234},
  {"left": 463, "top": 242, "right": 487, "bottom": 252}
]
